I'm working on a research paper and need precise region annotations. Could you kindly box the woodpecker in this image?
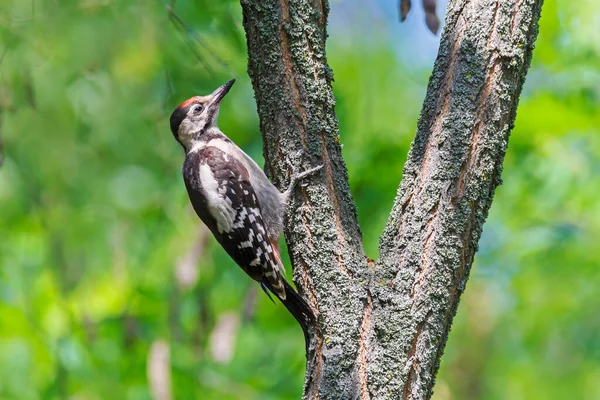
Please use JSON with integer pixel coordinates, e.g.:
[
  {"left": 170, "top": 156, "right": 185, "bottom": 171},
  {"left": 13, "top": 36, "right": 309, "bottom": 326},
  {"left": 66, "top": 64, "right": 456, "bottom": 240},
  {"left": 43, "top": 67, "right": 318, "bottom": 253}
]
[{"left": 169, "top": 79, "right": 321, "bottom": 341}]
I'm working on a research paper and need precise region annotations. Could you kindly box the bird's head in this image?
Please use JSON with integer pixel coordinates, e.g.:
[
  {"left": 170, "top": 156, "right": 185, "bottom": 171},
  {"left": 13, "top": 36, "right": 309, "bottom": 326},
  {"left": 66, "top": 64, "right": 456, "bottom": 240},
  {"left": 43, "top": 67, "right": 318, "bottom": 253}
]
[{"left": 170, "top": 79, "right": 235, "bottom": 151}]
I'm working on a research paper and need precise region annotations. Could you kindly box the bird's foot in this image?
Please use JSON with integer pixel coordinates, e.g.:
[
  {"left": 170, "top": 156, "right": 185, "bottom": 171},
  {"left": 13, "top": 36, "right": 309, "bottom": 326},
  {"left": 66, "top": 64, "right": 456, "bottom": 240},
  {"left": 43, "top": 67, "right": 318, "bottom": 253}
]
[{"left": 285, "top": 155, "right": 324, "bottom": 193}]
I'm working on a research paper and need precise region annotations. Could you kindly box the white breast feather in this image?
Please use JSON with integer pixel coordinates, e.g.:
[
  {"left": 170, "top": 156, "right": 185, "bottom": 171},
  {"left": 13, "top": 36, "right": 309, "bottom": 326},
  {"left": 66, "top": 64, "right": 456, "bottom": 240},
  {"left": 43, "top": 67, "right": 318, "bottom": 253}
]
[{"left": 199, "top": 163, "right": 236, "bottom": 233}]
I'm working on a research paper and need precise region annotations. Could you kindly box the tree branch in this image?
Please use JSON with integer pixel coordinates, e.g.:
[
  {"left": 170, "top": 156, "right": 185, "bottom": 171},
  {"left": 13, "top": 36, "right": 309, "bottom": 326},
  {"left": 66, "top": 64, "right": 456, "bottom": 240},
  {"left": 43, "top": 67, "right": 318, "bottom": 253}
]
[
  {"left": 374, "top": 1, "right": 543, "bottom": 397},
  {"left": 241, "top": 0, "right": 370, "bottom": 396},
  {"left": 241, "top": 0, "right": 543, "bottom": 398}
]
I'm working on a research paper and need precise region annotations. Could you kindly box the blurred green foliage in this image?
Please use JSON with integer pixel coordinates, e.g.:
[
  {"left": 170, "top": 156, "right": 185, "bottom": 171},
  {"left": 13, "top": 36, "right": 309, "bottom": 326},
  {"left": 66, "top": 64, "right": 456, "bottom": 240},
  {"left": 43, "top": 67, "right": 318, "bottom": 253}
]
[{"left": 0, "top": 0, "right": 598, "bottom": 399}]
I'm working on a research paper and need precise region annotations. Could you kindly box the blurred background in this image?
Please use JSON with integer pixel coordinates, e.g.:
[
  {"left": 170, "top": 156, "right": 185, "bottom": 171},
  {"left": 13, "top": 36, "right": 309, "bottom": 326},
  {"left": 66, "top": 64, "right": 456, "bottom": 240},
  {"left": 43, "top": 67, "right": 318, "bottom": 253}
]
[{"left": 0, "top": 0, "right": 598, "bottom": 399}]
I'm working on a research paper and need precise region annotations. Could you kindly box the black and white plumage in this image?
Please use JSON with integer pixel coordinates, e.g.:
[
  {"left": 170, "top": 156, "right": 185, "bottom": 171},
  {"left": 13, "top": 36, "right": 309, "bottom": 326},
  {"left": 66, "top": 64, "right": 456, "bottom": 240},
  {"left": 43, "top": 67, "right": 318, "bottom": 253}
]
[
  {"left": 184, "top": 145, "right": 287, "bottom": 297},
  {"left": 169, "top": 79, "right": 321, "bottom": 340}
]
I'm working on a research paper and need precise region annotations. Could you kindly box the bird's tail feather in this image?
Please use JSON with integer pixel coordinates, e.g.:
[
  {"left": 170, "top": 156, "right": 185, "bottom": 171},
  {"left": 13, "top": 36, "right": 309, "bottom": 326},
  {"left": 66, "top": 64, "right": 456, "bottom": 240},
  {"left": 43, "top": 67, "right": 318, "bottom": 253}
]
[{"left": 268, "top": 280, "right": 315, "bottom": 352}]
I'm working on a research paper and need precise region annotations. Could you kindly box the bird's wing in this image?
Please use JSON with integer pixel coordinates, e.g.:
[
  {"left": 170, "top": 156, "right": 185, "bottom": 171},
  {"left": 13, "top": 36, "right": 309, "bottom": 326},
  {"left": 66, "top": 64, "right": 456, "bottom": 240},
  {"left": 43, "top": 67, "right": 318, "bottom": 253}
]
[{"left": 184, "top": 145, "right": 286, "bottom": 299}]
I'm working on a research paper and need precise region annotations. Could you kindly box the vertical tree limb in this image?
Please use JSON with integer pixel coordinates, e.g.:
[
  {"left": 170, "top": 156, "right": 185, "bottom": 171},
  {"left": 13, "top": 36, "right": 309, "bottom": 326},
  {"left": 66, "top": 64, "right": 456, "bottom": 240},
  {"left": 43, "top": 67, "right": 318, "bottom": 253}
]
[
  {"left": 374, "top": 1, "right": 543, "bottom": 398},
  {"left": 241, "top": 1, "right": 369, "bottom": 397},
  {"left": 240, "top": 0, "right": 543, "bottom": 398}
]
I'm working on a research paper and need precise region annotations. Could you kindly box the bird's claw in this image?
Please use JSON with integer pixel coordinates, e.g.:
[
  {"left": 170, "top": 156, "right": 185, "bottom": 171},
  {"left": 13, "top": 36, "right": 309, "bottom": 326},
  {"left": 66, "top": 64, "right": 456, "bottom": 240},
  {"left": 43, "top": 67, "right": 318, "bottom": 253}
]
[
  {"left": 295, "top": 164, "right": 324, "bottom": 187},
  {"left": 285, "top": 159, "right": 324, "bottom": 193}
]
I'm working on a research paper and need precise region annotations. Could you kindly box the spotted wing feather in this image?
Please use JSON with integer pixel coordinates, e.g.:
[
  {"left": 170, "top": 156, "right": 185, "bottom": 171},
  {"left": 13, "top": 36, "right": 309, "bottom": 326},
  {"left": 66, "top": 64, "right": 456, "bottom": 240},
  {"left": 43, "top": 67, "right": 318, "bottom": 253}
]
[{"left": 183, "top": 146, "right": 286, "bottom": 299}]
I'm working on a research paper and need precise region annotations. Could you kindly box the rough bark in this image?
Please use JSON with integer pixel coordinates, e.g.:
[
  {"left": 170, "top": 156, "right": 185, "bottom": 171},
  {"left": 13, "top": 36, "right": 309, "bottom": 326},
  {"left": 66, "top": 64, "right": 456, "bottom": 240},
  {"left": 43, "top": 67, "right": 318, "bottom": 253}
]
[
  {"left": 374, "top": 1, "right": 544, "bottom": 398},
  {"left": 241, "top": 1, "right": 368, "bottom": 397},
  {"left": 241, "top": 0, "right": 543, "bottom": 399}
]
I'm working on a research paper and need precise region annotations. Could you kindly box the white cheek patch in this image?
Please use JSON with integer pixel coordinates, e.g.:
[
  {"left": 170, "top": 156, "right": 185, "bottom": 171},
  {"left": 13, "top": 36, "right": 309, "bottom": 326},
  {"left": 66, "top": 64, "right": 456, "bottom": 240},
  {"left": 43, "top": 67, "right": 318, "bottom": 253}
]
[
  {"left": 199, "top": 163, "right": 236, "bottom": 233},
  {"left": 179, "top": 118, "right": 206, "bottom": 150}
]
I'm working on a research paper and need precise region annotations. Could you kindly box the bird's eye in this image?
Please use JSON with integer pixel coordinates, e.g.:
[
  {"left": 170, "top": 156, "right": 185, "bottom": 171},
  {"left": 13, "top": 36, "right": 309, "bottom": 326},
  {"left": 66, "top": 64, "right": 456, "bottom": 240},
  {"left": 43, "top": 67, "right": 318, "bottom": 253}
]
[{"left": 193, "top": 104, "right": 203, "bottom": 114}]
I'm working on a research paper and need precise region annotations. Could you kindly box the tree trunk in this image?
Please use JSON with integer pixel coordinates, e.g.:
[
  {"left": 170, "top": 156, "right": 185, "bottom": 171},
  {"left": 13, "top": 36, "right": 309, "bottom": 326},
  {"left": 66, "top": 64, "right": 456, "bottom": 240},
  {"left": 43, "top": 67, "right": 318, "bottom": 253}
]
[{"left": 240, "top": 0, "right": 543, "bottom": 399}]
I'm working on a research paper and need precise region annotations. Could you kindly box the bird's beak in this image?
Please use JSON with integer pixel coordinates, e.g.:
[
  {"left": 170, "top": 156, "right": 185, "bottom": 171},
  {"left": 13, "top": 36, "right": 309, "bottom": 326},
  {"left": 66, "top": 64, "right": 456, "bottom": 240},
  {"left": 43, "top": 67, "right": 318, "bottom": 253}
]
[{"left": 209, "top": 79, "right": 235, "bottom": 107}]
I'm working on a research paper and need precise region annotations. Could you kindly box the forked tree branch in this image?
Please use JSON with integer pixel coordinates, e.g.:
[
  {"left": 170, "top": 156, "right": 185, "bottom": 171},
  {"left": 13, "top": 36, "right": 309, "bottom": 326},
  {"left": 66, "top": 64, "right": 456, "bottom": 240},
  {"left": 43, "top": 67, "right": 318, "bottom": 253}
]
[{"left": 241, "top": 0, "right": 543, "bottom": 398}]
